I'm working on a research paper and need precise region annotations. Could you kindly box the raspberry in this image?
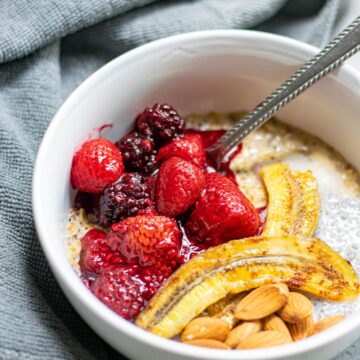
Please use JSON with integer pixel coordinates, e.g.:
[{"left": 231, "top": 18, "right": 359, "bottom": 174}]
[
  {"left": 156, "top": 157, "right": 205, "bottom": 217},
  {"left": 116, "top": 132, "right": 157, "bottom": 174},
  {"left": 99, "top": 173, "right": 155, "bottom": 226},
  {"left": 156, "top": 134, "right": 206, "bottom": 168},
  {"left": 81, "top": 229, "right": 106, "bottom": 249},
  {"left": 136, "top": 103, "right": 184, "bottom": 144},
  {"left": 79, "top": 229, "right": 125, "bottom": 275},
  {"left": 107, "top": 215, "right": 181, "bottom": 268},
  {"left": 71, "top": 138, "right": 124, "bottom": 194},
  {"left": 186, "top": 173, "right": 260, "bottom": 246},
  {"left": 91, "top": 265, "right": 164, "bottom": 320}
]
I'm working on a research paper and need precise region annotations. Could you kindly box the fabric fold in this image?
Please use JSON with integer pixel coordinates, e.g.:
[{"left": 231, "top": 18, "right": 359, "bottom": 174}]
[{"left": 0, "top": 0, "right": 157, "bottom": 64}]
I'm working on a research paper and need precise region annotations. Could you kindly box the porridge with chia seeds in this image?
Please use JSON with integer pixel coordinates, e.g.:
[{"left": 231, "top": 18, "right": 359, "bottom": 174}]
[{"left": 66, "top": 105, "right": 360, "bottom": 349}]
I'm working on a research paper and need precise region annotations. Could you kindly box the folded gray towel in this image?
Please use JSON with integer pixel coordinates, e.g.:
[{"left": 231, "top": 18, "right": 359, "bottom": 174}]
[{"left": 0, "top": 0, "right": 357, "bottom": 359}]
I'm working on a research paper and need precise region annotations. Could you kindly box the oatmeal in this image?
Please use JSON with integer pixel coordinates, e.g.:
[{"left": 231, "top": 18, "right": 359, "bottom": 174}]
[{"left": 65, "top": 104, "right": 360, "bottom": 349}]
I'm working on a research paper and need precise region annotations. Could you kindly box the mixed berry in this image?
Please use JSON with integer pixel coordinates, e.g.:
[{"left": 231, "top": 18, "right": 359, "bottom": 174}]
[
  {"left": 71, "top": 103, "right": 260, "bottom": 320},
  {"left": 99, "top": 173, "right": 155, "bottom": 226},
  {"left": 116, "top": 132, "right": 157, "bottom": 174}
]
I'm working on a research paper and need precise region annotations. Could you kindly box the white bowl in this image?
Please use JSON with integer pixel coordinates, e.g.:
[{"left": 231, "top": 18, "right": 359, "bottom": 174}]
[{"left": 33, "top": 30, "right": 360, "bottom": 360}]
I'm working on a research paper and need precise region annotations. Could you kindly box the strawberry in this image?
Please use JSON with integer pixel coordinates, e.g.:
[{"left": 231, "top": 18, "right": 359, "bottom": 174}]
[
  {"left": 71, "top": 138, "right": 124, "bottom": 193},
  {"left": 79, "top": 229, "right": 125, "bottom": 275},
  {"left": 185, "top": 129, "right": 226, "bottom": 149},
  {"left": 186, "top": 172, "right": 260, "bottom": 245},
  {"left": 155, "top": 157, "right": 205, "bottom": 217},
  {"left": 107, "top": 215, "right": 181, "bottom": 269},
  {"left": 91, "top": 265, "right": 165, "bottom": 320},
  {"left": 156, "top": 134, "right": 206, "bottom": 168}
]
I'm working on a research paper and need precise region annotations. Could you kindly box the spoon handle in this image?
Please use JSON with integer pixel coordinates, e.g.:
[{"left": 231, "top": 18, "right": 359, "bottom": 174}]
[{"left": 207, "top": 16, "right": 360, "bottom": 168}]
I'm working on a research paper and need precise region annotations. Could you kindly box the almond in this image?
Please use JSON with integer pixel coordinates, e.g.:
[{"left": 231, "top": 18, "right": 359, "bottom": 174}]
[
  {"left": 235, "top": 284, "right": 289, "bottom": 320},
  {"left": 288, "top": 315, "right": 313, "bottom": 341},
  {"left": 181, "top": 317, "right": 230, "bottom": 342},
  {"left": 184, "top": 339, "right": 230, "bottom": 349},
  {"left": 308, "top": 315, "right": 345, "bottom": 336},
  {"left": 236, "top": 331, "right": 291, "bottom": 349},
  {"left": 277, "top": 292, "right": 313, "bottom": 323},
  {"left": 225, "top": 320, "right": 262, "bottom": 348},
  {"left": 263, "top": 314, "right": 292, "bottom": 342}
]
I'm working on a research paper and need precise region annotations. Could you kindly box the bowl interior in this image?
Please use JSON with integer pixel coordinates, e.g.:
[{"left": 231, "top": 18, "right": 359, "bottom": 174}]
[{"left": 33, "top": 31, "right": 360, "bottom": 360}]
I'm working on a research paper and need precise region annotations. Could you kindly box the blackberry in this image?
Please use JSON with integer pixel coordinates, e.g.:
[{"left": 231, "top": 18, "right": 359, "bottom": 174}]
[
  {"left": 136, "top": 103, "right": 185, "bottom": 144},
  {"left": 116, "top": 132, "right": 156, "bottom": 174},
  {"left": 99, "top": 173, "right": 154, "bottom": 226}
]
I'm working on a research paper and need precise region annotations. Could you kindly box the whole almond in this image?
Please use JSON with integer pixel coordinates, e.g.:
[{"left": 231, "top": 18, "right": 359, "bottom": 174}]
[
  {"left": 278, "top": 292, "right": 313, "bottom": 323},
  {"left": 184, "top": 339, "right": 230, "bottom": 349},
  {"left": 288, "top": 315, "right": 313, "bottom": 341},
  {"left": 236, "top": 331, "right": 291, "bottom": 349},
  {"left": 225, "top": 320, "right": 262, "bottom": 348},
  {"left": 235, "top": 284, "right": 289, "bottom": 320},
  {"left": 181, "top": 317, "right": 230, "bottom": 342},
  {"left": 308, "top": 315, "right": 345, "bottom": 336},
  {"left": 263, "top": 314, "right": 292, "bottom": 342}
]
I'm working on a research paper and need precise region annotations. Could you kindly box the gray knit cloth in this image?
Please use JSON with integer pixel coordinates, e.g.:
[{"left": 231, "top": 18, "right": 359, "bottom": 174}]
[{"left": 0, "top": 0, "right": 357, "bottom": 359}]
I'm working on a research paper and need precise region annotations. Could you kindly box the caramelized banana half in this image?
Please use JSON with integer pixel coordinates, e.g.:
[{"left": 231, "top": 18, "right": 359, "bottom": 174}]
[
  {"left": 206, "top": 293, "right": 247, "bottom": 328},
  {"left": 261, "top": 163, "right": 320, "bottom": 237},
  {"left": 205, "top": 163, "right": 320, "bottom": 325},
  {"left": 136, "top": 236, "right": 359, "bottom": 338}
]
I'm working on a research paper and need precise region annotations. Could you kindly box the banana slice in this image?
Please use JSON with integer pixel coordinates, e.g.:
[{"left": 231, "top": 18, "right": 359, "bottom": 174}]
[
  {"left": 207, "top": 293, "right": 247, "bottom": 327},
  {"left": 291, "top": 169, "right": 320, "bottom": 237},
  {"left": 136, "top": 236, "right": 359, "bottom": 338},
  {"left": 261, "top": 163, "right": 320, "bottom": 237}
]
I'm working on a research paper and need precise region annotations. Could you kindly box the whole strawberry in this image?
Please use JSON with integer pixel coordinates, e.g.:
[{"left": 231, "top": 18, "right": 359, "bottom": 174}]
[
  {"left": 156, "top": 157, "right": 205, "bottom": 217},
  {"left": 79, "top": 229, "right": 125, "bottom": 275},
  {"left": 186, "top": 129, "right": 225, "bottom": 149},
  {"left": 186, "top": 172, "right": 260, "bottom": 246},
  {"left": 156, "top": 134, "right": 206, "bottom": 168},
  {"left": 107, "top": 215, "right": 181, "bottom": 270},
  {"left": 71, "top": 138, "right": 124, "bottom": 193}
]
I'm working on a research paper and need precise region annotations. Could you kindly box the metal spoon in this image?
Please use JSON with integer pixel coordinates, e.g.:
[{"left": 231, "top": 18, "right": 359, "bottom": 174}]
[{"left": 207, "top": 16, "right": 360, "bottom": 169}]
